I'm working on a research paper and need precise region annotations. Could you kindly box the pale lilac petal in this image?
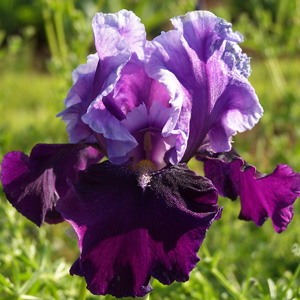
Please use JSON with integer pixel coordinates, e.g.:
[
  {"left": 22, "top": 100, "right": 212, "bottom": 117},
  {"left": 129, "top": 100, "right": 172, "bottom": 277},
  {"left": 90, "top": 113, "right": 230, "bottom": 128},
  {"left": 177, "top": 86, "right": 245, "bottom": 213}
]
[
  {"left": 121, "top": 101, "right": 173, "bottom": 136},
  {"left": 103, "top": 62, "right": 152, "bottom": 117},
  {"left": 57, "top": 54, "right": 99, "bottom": 143},
  {"left": 61, "top": 10, "right": 147, "bottom": 151},
  {"left": 58, "top": 103, "right": 96, "bottom": 144},
  {"left": 93, "top": 10, "right": 146, "bottom": 61},
  {"left": 82, "top": 106, "right": 138, "bottom": 164},
  {"left": 59, "top": 10, "right": 147, "bottom": 146},
  {"left": 122, "top": 102, "right": 177, "bottom": 169},
  {"left": 149, "top": 100, "right": 174, "bottom": 129},
  {"left": 92, "top": 10, "right": 146, "bottom": 99},
  {"left": 66, "top": 54, "right": 99, "bottom": 107},
  {"left": 171, "top": 11, "right": 243, "bottom": 60},
  {"left": 121, "top": 103, "right": 148, "bottom": 133},
  {"left": 200, "top": 149, "right": 300, "bottom": 233},
  {"left": 146, "top": 30, "right": 193, "bottom": 164},
  {"left": 57, "top": 162, "right": 220, "bottom": 298},
  {"left": 83, "top": 58, "right": 174, "bottom": 165},
  {"left": 208, "top": 74, "right": 263, "bottom": 152},
  {"left": 146, "top": 11, "right": 263, "bottom": 163},
  {"left": 222, "top": 42, "right": 251, "bottom": 78},
  {"left": 1, "top": 144, "right": 102, "bottom": 226},
  {"left": 92, "top": 26, "right": 130, "bottom": 99},
  {"left": 107, "top": 62, "right": 171, "bottom": 117}
]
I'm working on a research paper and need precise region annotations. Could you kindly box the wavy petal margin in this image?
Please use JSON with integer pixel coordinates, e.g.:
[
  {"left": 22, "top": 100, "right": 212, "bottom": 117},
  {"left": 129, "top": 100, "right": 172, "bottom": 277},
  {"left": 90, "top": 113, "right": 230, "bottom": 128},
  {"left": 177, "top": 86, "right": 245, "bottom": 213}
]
[
  {"left": 1, "top": 144, "right": 102, "bottom": 226},
  {"left": 57, "top": 162, "right": 221, "bottom": 297},
  {"left": 57, "top": 54, "right": 99, "bottom": 144},
  {"left": 146, "top": 11, "right": 263, "bottom": 164},
  {"left": 198, "top": 149, "right": 300, "bottom": 233}
]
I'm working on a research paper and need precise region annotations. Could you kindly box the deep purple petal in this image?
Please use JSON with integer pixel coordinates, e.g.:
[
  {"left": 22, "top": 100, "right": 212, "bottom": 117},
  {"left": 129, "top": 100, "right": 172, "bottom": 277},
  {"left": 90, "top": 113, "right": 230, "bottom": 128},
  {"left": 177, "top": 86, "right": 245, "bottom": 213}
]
[
  {"left": 146, "top": 11, "right": 263, "bottom": 163},
  {"left": 200, "top": 149, "right": 300, "bottom": 232},
  {"left": 57, "top": 162, "right": 220, "bottom": 298},
  {"left": 1, "top": 144, "right": 102, "bottom": 226}
]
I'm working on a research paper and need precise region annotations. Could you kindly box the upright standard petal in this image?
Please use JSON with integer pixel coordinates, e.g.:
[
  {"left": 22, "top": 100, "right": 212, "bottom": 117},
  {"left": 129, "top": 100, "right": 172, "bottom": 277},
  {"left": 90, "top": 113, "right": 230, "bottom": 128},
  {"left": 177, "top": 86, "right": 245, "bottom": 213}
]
[
  {"left": 83, "top": 58, "right": 177, "bottom": 167},
  {"left": 57, "top": 162, "right": 221, "bottom": 298},
  {"left": 1, "top": 144, "right": 102, "bottom": 226},
  {"left": 146, "top": 11, "right": 263, "bottom": 164},
  {"left": 93, "top": 9, "right": 146, "bottom": 62},
  {"left": 199, "top": 149, "right": 300, "bottom": 233},
  {"left": 91, "top": 10, "right": 145, "bottom": 99},
  {"left": 59, "top": 10, "right": 147, "bottom": 155},
  {"left": 57, "top": 54, "right": 99, "bottom": 144}
]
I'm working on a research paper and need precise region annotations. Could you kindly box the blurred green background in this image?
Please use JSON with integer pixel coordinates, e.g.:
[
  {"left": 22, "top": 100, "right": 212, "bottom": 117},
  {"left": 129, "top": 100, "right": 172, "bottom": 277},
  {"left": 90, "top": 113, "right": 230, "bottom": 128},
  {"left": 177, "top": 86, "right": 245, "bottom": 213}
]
[{"left": 1, "top": 0, "right": 300, "bottom": 299}]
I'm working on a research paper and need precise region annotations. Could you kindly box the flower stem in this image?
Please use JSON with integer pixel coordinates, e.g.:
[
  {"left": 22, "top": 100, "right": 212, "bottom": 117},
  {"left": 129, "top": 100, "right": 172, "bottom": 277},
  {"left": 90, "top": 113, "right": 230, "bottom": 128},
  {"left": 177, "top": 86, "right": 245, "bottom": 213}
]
[
  {"left": 211, "top": 267, "right": 245, "bottom": 300},
  {"left": 78, "top": 278, "right": 87, "bottom": 300},
  {"left": 42, "top": 8, "right": 59, "bottom": 59}
]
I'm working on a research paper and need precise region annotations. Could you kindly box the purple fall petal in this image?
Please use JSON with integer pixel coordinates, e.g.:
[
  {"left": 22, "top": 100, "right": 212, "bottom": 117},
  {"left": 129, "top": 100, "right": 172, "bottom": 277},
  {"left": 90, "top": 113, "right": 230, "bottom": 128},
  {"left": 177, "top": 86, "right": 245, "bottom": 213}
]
[
  {"left": 1, "top": 144, "right": 102, "bottom": 226},
  {"left": 57, "top": 162, "right": 221, "bottom": 298},
  {"left": 200, "top": 149, "right": 300, "bottom": 233}
]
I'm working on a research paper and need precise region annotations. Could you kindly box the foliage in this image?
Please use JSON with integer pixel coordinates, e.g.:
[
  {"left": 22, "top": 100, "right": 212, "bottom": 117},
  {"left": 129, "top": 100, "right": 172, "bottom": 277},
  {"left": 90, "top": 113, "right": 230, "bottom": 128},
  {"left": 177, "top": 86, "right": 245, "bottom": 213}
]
[{"left": 0, "top": 0, "right": 197, "bottom": 76}]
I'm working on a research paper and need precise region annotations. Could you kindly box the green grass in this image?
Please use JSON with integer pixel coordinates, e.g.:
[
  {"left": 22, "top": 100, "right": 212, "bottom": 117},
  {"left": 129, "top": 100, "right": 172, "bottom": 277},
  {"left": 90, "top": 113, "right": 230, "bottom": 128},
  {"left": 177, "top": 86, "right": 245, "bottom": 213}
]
[
  {"left": 1, "top": 57, "right": 300, "bottom": 299},
  {"left": 0, "top": 71, "right": 67, "bottom": 157}
]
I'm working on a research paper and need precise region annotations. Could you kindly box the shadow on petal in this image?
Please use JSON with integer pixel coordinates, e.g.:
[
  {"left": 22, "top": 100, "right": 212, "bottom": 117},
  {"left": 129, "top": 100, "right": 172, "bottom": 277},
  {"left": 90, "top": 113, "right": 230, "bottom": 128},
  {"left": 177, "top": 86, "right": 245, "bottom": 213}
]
[{"left": 1, "top": 144, "right": 103, "bottom": 226}]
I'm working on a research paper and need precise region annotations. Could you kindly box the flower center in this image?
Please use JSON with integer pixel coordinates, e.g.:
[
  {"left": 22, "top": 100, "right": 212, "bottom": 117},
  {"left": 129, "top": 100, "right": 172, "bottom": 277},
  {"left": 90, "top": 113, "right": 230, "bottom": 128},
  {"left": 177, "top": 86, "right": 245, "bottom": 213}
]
[
  {"left": 143, "top": 131, "right": 152, "bottom": 160},
  {"left": 129, "top": 132, "right": 158, "bottom": 189},
  {"left": 135, "top": 159, "right": 157, "bottom": 189}
]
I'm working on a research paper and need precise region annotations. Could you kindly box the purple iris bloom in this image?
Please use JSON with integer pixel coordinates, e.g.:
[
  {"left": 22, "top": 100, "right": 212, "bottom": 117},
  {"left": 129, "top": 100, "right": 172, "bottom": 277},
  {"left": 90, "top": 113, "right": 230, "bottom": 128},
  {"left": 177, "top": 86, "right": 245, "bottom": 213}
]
[{"left": 1, "top": 9, "right": 300, "bottom": 298}]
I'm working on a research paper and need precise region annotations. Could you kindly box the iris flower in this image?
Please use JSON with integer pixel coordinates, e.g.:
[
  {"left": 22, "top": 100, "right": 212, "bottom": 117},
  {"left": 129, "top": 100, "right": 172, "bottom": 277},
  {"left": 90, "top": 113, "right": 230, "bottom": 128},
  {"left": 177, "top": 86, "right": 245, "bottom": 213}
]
[{"left": 1, "top": 10, "right": 300, "bottom": 298}]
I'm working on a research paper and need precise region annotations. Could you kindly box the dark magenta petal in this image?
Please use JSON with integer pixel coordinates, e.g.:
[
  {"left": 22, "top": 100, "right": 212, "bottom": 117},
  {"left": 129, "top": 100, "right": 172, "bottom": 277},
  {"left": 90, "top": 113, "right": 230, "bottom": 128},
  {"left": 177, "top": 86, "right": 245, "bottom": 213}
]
[
  {"left": 57, "top": 162, "right": 221, "bottom": 298},
  {"left": 200, "top": 149, "right": 300, "bottom": 233},
  {"left": 1, "top": 144, "right": 102, "bottom": 226},
  {"left": 45, "top": 208, "right": 65, "bottom": 224}
]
